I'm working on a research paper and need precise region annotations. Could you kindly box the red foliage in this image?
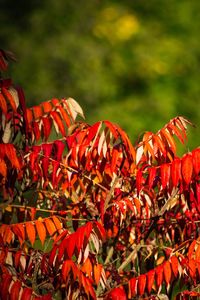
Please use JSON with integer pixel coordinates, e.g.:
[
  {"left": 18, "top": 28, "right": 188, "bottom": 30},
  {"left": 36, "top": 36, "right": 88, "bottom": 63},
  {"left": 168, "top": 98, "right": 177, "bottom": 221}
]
[{"left": 0, "top": 52, "right": 200, "bottom": 299}]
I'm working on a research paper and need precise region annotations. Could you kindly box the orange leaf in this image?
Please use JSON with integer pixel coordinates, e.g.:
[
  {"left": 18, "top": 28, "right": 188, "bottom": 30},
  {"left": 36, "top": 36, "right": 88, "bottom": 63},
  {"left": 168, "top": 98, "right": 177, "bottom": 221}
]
[
  {"left": 147, "top": 269, "right": 155, "bottom": 294},
  {"left": 2, "top": 87, "right": 17, "bottom": 111},
  {"left": 45, "top": 218, "right": 57, "bottom": 236},
  {"left": 4, "top": 225, "right": 13, "bottom": 244},
  {"left": 170, "top": 256, "right": 179, "bottom": 277},
  {"left": 12, "top": 224, "right": 25, "bottom": 245},
  {"left": 26, "top": 108, "right": 33, "bottom": 123},
  {"left": 42, "top": 100, "right": 53, "bottom": 114},
  {"left": 58, "top": 105, "right": 71, "bottom": 127},
  {"left": 133, "top": 198, "right": 141, "bottom": 216},
  {"left": 160, "top": 129, "right": 176, "bottom": 154},
  {"left": 153, "top": 134, "right": 166, "bottom": 156},
  {"left": 52, "top": 216, "right": 63, "bottom": 231},
  {"left": 182, "top": 153, "right": 193, "bottom": 185},
  {"left": 10, "top": 280, "right": 21, "bottom": 300},
  {"left": 51, "top": 111, "right": 66, "bottom": 136},
  {"left": 196, "top": 244, "right": 200, "bottom": 260},
  {"left": 32, "top": 105, "right": 43, "bottom": 119},
  {"left": 188, "top": 259, "right": 197, "bottom": 278},
  {"left": 81, "top": 257, "right": 93, "bottom": 278},
  {"left": 94, "top": 264, "right": 102, "bottom": 285},
  {"left": 35, "top": 220, "right": 46, "bottom": 246},
  {"left": 0, "top": 92, "right": 7, "bottom": 114},
  {"left": 5, "top": 144, "right": 20, "bottom": 169},
  {"left": 26, "top": 222, "right": 36, "bottom": 246},
  {"left": 188, "top": 240, "right": 197, "bottom": 259},
  {"left": 62, "top": 260, "right": 78, "bottom": 281},
  {"left": 163, "top": 261, "right": 171, "bottom": 285},
  {"left": 138, "top": 274, "right": 146, "bottom": 296}
]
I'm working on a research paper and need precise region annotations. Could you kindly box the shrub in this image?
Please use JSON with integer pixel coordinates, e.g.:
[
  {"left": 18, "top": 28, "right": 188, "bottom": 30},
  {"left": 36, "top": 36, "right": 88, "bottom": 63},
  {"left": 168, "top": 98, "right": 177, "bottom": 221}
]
[{"left": 0, "top": 49, "right": 200, "bottom": 299}]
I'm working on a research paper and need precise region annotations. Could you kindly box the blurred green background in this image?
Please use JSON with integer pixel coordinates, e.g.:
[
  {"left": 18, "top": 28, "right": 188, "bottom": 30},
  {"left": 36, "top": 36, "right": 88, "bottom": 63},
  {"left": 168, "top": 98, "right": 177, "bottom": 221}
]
[{"left": 1, "top": 0, "right": 200, "bottom": 150}]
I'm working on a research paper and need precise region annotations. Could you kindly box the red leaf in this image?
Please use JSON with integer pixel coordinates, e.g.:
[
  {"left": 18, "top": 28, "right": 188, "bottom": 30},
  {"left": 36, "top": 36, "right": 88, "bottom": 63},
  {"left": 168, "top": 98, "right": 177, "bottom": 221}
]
[
  {"left": 147, "top": 269, "right": 155, "bottom": 294},
  {"left": 104, "top": 120, "right": 119, "bottom": 139},
  {"left": 42, "top": 101, "right": 53, "bottom": 113},
  {"left": 111, "top": 147, "right": 120, "bottom": 173},
  {"left": 14, "top": 250, "right": 22, "bottom": 269},
  {"left": 138, "top": 274, "right": 146, "bottom": 296},
  {"left": 12, "top": 224, "right": 25, "bottom": 245},
  {"left": 171, "top": 158, "right": 181, "bottom": 187},
  {"left": 33, "top": 121, "right": 40, "bottom": 141},
  {"left": 58, "top": 105, "right": 71, "bottom": 127},
  {"left": 54, "top": 140, "right": 65, "bottom": 161},
  {"left": 188, "top": 240, "right": 196, "bottom": 259},
  {"left": 128, "top": 277, "right": 137, "bottom": 298},
  {"left": 51, "top": 111, "right": 66, "bottom": 136},
  {"left": 168, "top": 123, "right": 185, "bottom": 144},
  {"left": 192, "top": 148, "right": 200, "bottom": 175},
  {"left": 170, "top": 256, "right": 179, "bottom": 277},
  {"left": 136, "top": 169, "right": 144, "bottom": 192},
  {"left": 108, "top": 286, "right": 127, "bottom": 300},
  {"left": 26, "top": 108, "right": 33, "bottom": 123},
  {"left": 182, "top": 153, "right": 193, "bottom": 185},
  {"left": 153, "top": 134, "right": 166, "bottom": 157},
  {"left": 2, "top": 87, "right": 17, "bottom": 111},
  {"left": 0, "top": 92, "right": 7, "bottom": 114},
  {"left": 42, "top": 117, "right": 52, "bottom": 140},
  {"left": 21, "top": 287, "right": 32, "bottom": 300},
  {"left": 188, "top": 259, "right": 197, "bottom": 278},
  {"left": 163, "top": 261, "right": 171, "bottom": 285},
  {"left": 0, "top": 159, "right": 7, "bottom": 177},
  {"left": 0, "top": 274, "right": 12, "bottom": 299},
  {"left": 132, "top": 198, "right": 140, "bottom": 217},
  {"left": 66, "top": 234, "right": 76, "bottom": 259},
  {"left": 87, "top": 121, "right": 101, "bottom": 143},
  {"left": 160, "top": 163, "right": 170, "bottom": 189},
  {"left": 160, "top": 128, "right": 176, "bottom": 154},
  {"left": 76, "top": 226, "right": 87, "bottom": 253},
  {"left": 32, "top": 105, "right": 43, "bottom": 119},
  {"left": 155, "top": 265, "right": 163, "bottom": 289},
  {"left": 41, "top": 144, "right": 53, "bottom": 178},
  {"left": 62, "top": 260, "right": 78, "bottom": 281},
  {"left": 148, "top": 167, "right": 157, "bottom": 189},
  {"left": 10, "top": 280, "right": 21, "bottom": 300}
]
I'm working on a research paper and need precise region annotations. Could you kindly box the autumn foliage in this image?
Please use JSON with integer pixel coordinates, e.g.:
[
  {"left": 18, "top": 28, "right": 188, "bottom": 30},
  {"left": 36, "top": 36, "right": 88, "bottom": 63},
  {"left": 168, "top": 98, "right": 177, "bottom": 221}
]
[{"left": 0, "top": 49, "right": 200, "bottom": 299}]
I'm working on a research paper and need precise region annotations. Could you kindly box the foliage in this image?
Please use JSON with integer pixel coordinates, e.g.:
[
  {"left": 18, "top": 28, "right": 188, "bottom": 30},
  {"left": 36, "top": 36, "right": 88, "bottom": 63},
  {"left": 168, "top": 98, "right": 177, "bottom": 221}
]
[
  {"left": 0, "top": 51, "right": 200, "bottom": 300},
  {"left": 1, "top": 0, "right": 200, "bottom": 150}
]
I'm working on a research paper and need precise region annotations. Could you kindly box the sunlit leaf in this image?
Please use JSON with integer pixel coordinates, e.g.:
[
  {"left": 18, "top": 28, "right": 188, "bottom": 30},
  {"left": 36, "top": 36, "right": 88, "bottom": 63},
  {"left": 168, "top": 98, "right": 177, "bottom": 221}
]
[{"left": 26, "top": 222, "right": 36, "bottom": 246}]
